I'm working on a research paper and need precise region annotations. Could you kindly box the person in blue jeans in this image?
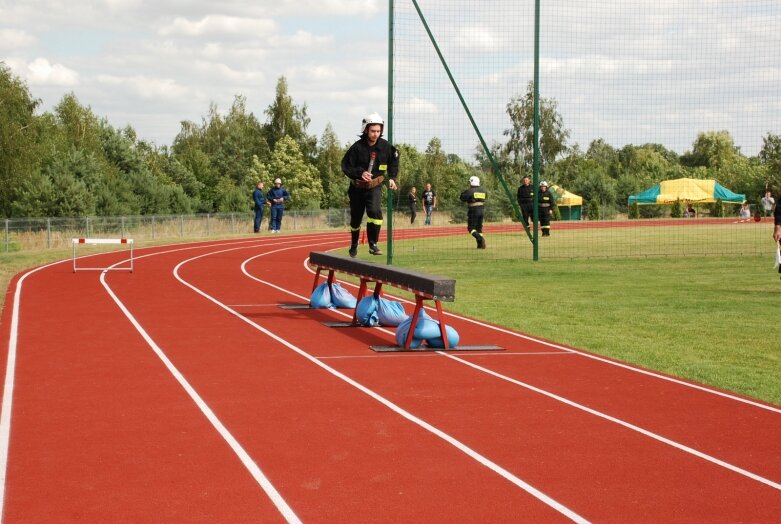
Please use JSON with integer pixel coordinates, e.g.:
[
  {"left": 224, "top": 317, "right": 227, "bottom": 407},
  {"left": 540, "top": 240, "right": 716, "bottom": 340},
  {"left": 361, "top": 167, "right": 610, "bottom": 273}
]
[
  {"left": 423, "top": 183, "right": 437, "bottom": 225},
  {"left": 252, "top": 181, "right": 268, "bottom": 233},
  {"left": 266, "top": 178, "right": 290, "bottom": 233}
]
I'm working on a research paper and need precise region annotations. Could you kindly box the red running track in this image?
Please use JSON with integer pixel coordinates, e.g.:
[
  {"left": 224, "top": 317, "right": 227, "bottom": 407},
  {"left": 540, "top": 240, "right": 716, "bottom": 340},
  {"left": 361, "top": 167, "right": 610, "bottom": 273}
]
[{"left": 1, "top": 233, "right": 779, "bottom": 522}]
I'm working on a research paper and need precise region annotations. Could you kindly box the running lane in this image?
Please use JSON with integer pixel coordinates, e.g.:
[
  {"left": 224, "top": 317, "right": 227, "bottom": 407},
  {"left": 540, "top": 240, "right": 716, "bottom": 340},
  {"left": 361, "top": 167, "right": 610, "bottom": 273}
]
[{"left": 2, "top": 233, "right": 780, "bottom": 522}]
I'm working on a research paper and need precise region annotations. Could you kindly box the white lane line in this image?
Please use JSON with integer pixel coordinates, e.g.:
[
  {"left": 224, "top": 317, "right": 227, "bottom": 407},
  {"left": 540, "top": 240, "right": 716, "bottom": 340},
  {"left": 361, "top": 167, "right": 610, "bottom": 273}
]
[
  {"left": 0, "top": 235, "right": 329, "bottom": 523},
  {"left": 173, "top": 246, "right": 588, "bottom": 523},
  {"left": 443, "top": 353, "right": 781, "bottom": 491},
  {"left": 300, "top": 254, "right": 781, "bottom": 415},
  {"left": 294, "top": 253, "right": 781, "bottom": 490},
  {"left": 100, "top": 270, "right": 302, "bottom": 524},
  {"left": 314, "top": 351, "right": 573, "bottom": 360},
  {"left": 0, "top": 260, "right": 70, "bottom": 518}
]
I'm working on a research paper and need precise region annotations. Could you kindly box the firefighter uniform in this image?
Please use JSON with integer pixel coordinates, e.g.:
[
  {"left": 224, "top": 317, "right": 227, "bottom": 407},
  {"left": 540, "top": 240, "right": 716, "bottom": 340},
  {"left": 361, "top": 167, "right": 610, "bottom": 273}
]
[
  {"left": 460, "top": 179, "right": 487, "bottom": 249},
  {"left": 341, "top": 128, "right": 399, "bottom": 255},
  {"left": 538, "top": 182, "right": 556, "bottom": 236}
]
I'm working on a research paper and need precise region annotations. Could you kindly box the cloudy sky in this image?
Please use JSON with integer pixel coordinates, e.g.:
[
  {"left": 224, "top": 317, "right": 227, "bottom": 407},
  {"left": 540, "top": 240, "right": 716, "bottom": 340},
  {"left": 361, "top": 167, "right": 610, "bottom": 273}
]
[
  {"left": 2, "top": 0, "right": 780, "bottom": 157},
  {"left": 1, "top": 0, "right": 389, "bottom": 149}
]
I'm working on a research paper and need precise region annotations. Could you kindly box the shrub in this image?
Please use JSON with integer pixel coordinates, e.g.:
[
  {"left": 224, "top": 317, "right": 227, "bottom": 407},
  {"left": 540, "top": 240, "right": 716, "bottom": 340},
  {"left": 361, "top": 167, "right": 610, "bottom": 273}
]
[
  {"left": 671, "top": 198, "right": 683, "bottom": 218},
  {"left": 629, "top": 201, "right": 640, "bottom": 219},
  {"left": 587, "top": 199, "right": 601, "bottom": 220}
]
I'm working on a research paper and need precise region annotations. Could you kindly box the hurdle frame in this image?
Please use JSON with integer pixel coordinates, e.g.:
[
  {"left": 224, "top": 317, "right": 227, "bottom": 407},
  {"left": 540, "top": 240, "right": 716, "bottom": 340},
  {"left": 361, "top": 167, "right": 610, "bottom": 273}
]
[{"left": 72, "top": 238, "right": 134, "bottom": 272}]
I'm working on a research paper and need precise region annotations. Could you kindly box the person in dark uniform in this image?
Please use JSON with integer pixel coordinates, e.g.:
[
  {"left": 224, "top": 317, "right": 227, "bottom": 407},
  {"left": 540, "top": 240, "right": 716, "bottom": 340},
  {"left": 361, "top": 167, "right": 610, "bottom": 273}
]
[
  {"left": 538, "top": 180, "right": 556, "bottom": 236},
  {"left": 774, "top": 196, "right": 781, "bottom": 277},
  {"left": 252, "top": 181, "right": 268, "bottom": 233},
  {"left": 266, "top": 178, "right": 290, "bottom": 233},
  {"left": 341, "top": 112, "right": 399, "bottom": 257},
  {"left": 516, "top": 175, "right": 534, "bottom": 228},
  {"left": 460, "top": 175, "right": 487, "bottom": 249}
]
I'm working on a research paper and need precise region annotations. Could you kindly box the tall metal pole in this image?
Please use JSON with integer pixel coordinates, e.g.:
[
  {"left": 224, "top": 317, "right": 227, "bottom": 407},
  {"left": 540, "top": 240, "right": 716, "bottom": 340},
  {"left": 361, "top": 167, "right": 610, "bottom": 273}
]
[
  {"left": 386, "top": 0, "right": 395, "bottom": 265},
  {"left": 532, "top": 0, "right": 541, "bottom": 261}
]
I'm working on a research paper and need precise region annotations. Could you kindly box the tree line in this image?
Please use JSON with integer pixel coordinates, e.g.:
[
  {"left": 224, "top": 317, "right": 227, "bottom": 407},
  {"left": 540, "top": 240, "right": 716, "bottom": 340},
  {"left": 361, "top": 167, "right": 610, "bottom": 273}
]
[{"left": 3, "top": 64, "right": 780, "bottom": 220}]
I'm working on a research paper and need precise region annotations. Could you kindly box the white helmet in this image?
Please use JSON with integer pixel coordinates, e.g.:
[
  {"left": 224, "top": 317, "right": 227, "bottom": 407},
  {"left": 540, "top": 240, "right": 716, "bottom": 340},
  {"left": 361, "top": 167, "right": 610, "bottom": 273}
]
[
  {"left": 540, "top": 180, "right": 548, "bottom": 187},
  {"left": 360, "top": 112, "right": 384, "bottom": 135},
  {"left": 469, "top": 176, "right": 480, "bottom": 187},
  {"left": 274, "top": 178, "right": 282, "bottom": 184}
]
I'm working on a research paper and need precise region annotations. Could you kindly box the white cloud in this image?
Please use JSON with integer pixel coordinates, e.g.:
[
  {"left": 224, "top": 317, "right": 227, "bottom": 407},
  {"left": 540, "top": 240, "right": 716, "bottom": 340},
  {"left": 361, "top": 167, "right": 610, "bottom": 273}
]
[
  {"left": 159, "top": 15, "right": 277, "bottom": 38},
  {"left": 400, "top": 97, "right": 438, "bottom": 115},
  {"left": 97, "top": 74, "right": 191, "bottom": 100},
  {"left": 271, "top": 31, "right": 334, "bottom": 49},
  {"left": 456, "top": 27, "right": 497, "bottom": 52},
  {"left": 25, "top": 58, "right": 80, "bottom": 86},
  {"left": 264, "top": 0, "right": 380, "bottom": 17},
  {"left": 0, "top": 29, "right": 36, "bottom": 50}
]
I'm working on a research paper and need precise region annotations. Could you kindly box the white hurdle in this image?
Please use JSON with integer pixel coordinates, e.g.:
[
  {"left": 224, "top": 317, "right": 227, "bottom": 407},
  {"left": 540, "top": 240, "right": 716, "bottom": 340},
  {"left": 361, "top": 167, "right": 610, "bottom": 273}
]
[{"left": 72, "top": 238, "right": 134, "bottom": 273}]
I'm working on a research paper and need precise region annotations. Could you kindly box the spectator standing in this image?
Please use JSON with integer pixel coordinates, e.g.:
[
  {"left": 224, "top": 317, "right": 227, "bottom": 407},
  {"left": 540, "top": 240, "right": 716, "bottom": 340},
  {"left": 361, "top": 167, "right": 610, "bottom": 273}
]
[
  {"left": 341, "top": 112, "right": 399, "bottom": 257},
  {"left": 423, "top": 183, "right": 437, "bottom": 225},
  {"left": 266, "top": 178, "right": 290, "bottom": 233},
  {"left": 459, "top": 175, "right": 486, "bottom": 249},
  {"left": 761, "top": 191, "right": 775, "bottom": 217},
  {"left": 252, "top": 181, "right": 268, "bottom": 233},
  {"left": 408, "top": 186, "right": 418, "bottom": 224},
  {"left": 516, "top": 176, "right": 534, "bottom": 228}
]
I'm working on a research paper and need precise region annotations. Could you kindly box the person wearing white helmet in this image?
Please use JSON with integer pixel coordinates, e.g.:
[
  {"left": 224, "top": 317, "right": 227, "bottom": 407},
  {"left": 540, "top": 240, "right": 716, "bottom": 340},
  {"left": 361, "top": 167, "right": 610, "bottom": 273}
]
[
  {"left": 538, "top": 180, "right": 556, "bottom": 236},
  {"left": 459, "top": 175, "right": 487, "bottom": 249},
  {"left": 341, "top": 112, "right": 399, "bottom": 257},
  {"left": 266, "top": 178, "right": 290, "bottom": 233}
]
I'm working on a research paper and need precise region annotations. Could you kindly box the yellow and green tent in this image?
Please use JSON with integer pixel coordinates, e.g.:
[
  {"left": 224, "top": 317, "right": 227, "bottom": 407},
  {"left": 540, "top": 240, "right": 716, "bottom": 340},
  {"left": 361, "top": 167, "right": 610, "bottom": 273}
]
[
  {"left": 628, "top": 178, "right": 744, "bottom": 205},
  {"left": 550, "top": 184, "right": 583, "bottom": 220}
]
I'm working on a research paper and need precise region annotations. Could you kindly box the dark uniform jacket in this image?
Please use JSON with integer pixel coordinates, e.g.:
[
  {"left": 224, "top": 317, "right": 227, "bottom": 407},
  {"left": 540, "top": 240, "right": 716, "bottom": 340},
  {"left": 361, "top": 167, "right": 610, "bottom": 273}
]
[
  {"left": 460, "top": 186, "right": 487, "bottom": 207},
  {"left": 517, "top": 184, "right": 534, "bottom": 206},
  {"left": 266, "top": 187, "right": 290, "bottom": 208},
  {"left": 538, "top": 189, "right": 556, "bottom": 215},
  {"left": 253, "top": 187, "right": 267, "bottom": 209},
  {"left": 341, "top": 136, "right": 400, "bottom": 184},
  {"left": 775, "top": 198, "right": 781, "bottom": 226}
]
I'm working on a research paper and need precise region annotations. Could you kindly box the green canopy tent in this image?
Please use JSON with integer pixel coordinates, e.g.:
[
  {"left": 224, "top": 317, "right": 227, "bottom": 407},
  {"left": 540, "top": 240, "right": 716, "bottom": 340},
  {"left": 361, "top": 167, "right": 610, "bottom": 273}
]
[{"left": 628, "top": 178, "right": 745, "bottom": 206}]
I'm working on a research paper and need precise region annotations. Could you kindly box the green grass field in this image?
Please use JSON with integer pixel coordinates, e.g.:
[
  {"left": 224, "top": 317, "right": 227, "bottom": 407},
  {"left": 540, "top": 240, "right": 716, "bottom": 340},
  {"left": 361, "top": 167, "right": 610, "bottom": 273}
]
[
  {"left": 363, "top": 223, "right": 781, "bottom": 406},
  {"left": 3, "top": 224, "right": 780, "bottom": 406}
]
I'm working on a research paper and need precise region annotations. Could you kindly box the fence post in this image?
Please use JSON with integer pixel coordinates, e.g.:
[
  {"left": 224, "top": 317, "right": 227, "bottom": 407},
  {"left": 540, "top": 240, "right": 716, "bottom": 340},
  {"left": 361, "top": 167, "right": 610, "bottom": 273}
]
[
  {"left": 121, "top": 216, "right": 126, "bottom": 238},
  {"left": 4, "top": 219, "right": 8, "bottom": 253},
  {"left": 207, "top": 213, "right": 210, "bottom": 236},
  {"left": 231, "top": 212, "right": 235, "bottom": 233},
  {"left": 152, "top": 215, "right": 156, "bottom": 240},
  {"left": 180, "top": 215, "right": 184, "bottom": 237},
  {"left": 47, "top": 218, "right": 51, "bottom": 249}
]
